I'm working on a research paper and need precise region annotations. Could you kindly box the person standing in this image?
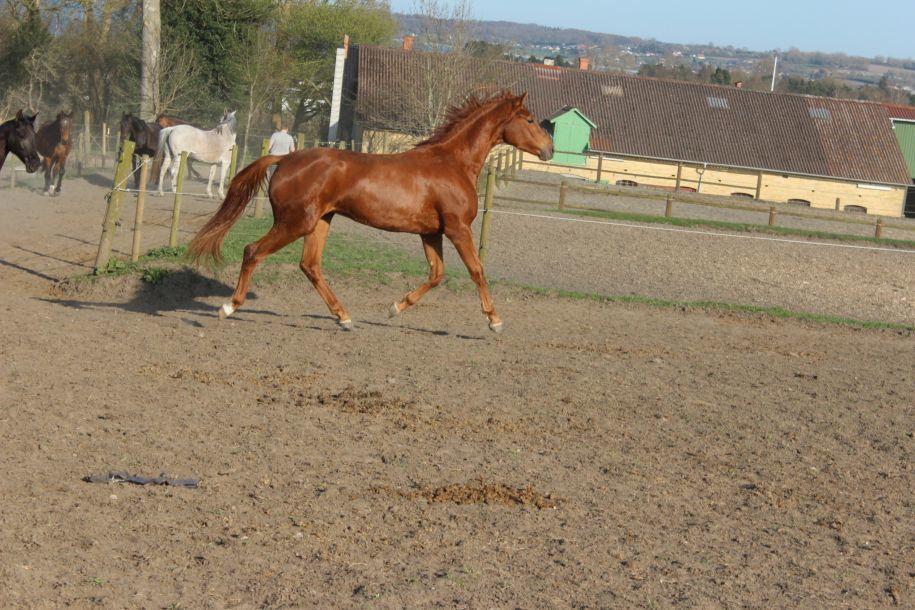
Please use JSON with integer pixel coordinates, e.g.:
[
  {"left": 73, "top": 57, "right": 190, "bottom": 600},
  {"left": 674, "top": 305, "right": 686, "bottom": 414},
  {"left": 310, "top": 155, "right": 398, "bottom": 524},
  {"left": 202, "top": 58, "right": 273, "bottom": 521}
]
[{"left": 267, "top": 126, "right": 296, "bottom": 156}]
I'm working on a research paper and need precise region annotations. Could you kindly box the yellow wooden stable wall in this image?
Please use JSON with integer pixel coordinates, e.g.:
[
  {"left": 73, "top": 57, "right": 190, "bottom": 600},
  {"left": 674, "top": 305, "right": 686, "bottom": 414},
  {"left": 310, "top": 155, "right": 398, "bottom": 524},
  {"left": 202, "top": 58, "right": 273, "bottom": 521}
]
[{"left": 522, "top": 153, "right": 908, "bottom": 217}]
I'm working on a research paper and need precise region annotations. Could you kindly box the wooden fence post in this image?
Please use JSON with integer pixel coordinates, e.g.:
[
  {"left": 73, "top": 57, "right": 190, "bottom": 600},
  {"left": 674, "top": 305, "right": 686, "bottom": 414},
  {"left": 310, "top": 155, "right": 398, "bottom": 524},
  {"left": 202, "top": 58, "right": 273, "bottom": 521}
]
[
  {"left": 675, "top": 162, "right": 683, "bottom": 192},
  {"left": 596, "top": 153, "right": 604, "bottom": 183},
  {"left": 495, "top": 152, "right": 504, "bottom": 188},
  {"left": 768, "top": 206, "right": 777, "bottom": 227},
  {"left": 835, "top": 197, "right": 841, "bottom": 211},
  {"left": 228, "top": 144, "right": 239, "bottom": 180},
  {"left": 131, "top": 157, "right": 150, "bottom": 262},
  {"left": 253, "top": 139, "right": 270, "bottom": 219},
  {"left": 94, "top": 140, "right": 135, "bottom": 273},
  {"left": 874, "top": 219, "right": 884, "bottom": 239},
  {"left": 665, "top": 196, "right": 673, "bottom": 218},
  {"left": 478, "top": 165, "right": 496, "bottom": 262},
  {"left": 511, "top": 148, "right": 518, "bottom": 177},
  {"left": 755, "top": 171, "right": 763, "bottom": 200},
  {"left": 559, "top": 179, "right": 568, "bottom": 210},
  {"left": 169, "top": 151, "right": 188, "bottom": 248},
  {"left": 517, "top": 151, "right": 523, "bottom": 172}
]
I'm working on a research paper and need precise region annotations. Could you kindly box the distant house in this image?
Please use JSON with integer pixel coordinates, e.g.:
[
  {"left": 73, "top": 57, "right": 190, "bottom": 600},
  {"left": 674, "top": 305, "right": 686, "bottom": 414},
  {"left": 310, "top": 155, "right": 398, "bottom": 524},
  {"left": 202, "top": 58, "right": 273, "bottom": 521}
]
[{"left": 337, "top": 43, "right": 912, "bottom": 217}]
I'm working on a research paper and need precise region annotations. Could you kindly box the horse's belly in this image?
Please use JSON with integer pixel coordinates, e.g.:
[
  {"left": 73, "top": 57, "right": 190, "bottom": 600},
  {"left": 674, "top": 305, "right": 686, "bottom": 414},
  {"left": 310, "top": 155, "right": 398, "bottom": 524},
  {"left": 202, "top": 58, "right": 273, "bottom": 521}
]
[{"left": 342, "top": 200, "right": 441, "bottom": 234}]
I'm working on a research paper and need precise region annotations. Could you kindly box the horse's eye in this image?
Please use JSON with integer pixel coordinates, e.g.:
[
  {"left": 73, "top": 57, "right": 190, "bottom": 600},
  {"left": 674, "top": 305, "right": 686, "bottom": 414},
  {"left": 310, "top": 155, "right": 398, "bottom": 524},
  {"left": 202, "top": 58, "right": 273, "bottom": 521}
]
[{"left": 526, "top": 118, "right": 534, "bottom": 124}]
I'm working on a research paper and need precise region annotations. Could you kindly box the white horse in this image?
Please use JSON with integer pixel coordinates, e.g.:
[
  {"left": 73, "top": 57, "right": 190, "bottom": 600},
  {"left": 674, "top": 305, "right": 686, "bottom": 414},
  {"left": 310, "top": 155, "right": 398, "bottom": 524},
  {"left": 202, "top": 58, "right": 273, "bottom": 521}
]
[{"left": 158, "top": 111, "right": 237, "bottom": 198}]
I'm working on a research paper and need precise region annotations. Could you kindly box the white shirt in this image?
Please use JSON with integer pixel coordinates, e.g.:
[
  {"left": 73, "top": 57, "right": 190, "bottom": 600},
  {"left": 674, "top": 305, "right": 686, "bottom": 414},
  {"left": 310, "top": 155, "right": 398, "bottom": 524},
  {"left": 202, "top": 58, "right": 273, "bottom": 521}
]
[{"left": 268, "top": 131, "right": 295, "bottom": 155}]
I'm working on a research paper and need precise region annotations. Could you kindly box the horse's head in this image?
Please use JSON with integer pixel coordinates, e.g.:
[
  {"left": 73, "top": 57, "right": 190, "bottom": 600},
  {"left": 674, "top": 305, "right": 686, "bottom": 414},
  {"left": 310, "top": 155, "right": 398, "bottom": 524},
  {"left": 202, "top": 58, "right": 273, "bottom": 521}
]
[
  {"left": 9, "top": 109, "right": 41, "bottom": 172},
  {"left": 57, "top": 110, "right": 73, "bottom": 144},
  {"left": 501, "top": 93, "right": 553, "bottom": 161},
  {"left": 219, "top": 111, "right": 238, "bottom": 135}
]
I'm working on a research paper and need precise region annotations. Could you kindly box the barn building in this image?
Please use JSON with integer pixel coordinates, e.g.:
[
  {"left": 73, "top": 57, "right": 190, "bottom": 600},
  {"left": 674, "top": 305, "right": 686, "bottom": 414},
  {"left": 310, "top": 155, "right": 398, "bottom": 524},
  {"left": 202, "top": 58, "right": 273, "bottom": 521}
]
[
  {"left": 335, "top": 44, "right": 912, "bottom": 217},
  {"left": 884, "top": 103, "right": 915, "bottom": 216}
]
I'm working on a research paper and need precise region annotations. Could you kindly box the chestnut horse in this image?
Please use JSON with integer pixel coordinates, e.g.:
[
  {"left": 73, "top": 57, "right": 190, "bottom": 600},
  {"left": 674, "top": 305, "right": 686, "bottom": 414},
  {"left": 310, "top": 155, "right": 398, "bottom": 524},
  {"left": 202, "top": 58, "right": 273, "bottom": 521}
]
[
  {"left": 36, "top": 110, "right": 73, "bottom": 195},
  {"left": 0, "top": 110, "right": 41, "bottom": 174},
  {"left": 188, "top": 91, "right": 553, "bottom": 333}
]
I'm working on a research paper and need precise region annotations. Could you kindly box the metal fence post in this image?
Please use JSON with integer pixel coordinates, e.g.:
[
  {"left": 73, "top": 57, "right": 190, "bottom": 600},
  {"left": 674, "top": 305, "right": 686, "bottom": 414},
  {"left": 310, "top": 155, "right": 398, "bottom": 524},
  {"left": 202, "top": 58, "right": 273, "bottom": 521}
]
[
  {"left": 101, "top": 122, "right": 108, "bottom": 168},
  {"left": 94, "top": 140, "right": 135, "bottom": 273},
  {"left": 169, "top": 151, "right": 188, "bottom": 248},
  {"left": 131, "top": 157, "right": 150, "bottom": 262},
  {"left": 479, "top": 164, "right": 496, "bottom": 262}
]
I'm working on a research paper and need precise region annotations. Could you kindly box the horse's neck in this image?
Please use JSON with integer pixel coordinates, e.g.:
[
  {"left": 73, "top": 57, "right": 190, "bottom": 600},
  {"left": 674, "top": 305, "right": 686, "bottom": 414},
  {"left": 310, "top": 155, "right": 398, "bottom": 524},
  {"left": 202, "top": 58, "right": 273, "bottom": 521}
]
[{"left": 436, "top": 106, "right": 507, "bottom": 177}]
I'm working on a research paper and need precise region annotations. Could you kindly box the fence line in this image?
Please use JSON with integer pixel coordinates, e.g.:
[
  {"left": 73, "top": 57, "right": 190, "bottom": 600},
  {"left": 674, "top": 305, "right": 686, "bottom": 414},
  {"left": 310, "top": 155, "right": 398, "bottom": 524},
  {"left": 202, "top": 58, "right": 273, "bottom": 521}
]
[{"left": 484, "top": 209, "right": 915, "bottom": 255}]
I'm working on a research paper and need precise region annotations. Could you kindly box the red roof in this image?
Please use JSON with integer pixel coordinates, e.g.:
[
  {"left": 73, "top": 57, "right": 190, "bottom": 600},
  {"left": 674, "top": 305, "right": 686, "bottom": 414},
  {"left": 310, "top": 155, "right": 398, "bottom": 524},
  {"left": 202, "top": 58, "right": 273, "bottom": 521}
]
[
  {"left": 349, "top": 46, "right": 911, "bottom": 185},
  {"left": 883, "top": 103, "right": 915, "bottom": 122}
]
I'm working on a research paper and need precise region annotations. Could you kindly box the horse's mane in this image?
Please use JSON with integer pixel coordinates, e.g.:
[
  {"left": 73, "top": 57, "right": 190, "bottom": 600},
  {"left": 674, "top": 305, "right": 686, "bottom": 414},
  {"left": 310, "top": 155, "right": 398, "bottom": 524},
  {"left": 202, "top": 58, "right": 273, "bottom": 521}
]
[{"left": 417, "top": 90, "right": 516, "bottom": 147}]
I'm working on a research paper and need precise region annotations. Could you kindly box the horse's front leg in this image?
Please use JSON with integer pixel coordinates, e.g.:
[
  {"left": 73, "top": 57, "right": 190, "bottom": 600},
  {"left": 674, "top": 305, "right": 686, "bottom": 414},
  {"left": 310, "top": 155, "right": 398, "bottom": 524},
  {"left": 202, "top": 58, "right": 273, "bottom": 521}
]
[
  {"left": 206, "top": 163, "right": 218, "bottom": 198},
  {"left": 445, "top": 223, "right": 503, "bottom": 333},
  {"left": 54, "top": 157, "right": 65, "bottom": 194},
  {"left": 216, "top": 159, "right": 228, "bottom": 198},
  {"left": 42, "top": 157, "right": 53, "bottom": 196}
]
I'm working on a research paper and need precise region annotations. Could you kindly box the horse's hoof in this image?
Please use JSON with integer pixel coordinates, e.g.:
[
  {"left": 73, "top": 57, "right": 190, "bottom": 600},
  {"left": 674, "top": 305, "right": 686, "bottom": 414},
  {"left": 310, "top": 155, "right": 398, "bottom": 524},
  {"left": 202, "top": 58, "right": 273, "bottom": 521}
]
[
  {"left": 339, "top": 318, "right": 354, "bottom": 331},
  {"left": 218, "top": 302, "right": 235, "bottom": 320},
  {"left": 388, "top": 302, "right": 401, "bottom": 318},
  {"left": 489, "top": 321, "right": 504, "bottom": 334}
]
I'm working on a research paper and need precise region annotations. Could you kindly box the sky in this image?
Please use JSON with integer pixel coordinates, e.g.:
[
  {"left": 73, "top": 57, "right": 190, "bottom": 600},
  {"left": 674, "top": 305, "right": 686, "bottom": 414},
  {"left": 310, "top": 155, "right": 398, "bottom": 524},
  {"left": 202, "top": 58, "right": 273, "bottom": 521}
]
[{"left": 389, "top": 0, "right": 914, "bottom": 60}]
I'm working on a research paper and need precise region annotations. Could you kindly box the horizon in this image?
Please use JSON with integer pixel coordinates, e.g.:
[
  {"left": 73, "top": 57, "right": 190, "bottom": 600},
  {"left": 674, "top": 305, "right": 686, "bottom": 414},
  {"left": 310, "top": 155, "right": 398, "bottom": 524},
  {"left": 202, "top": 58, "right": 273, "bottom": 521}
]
[{"left": 390, "top": 0, "right": 914, "bottom": 61}]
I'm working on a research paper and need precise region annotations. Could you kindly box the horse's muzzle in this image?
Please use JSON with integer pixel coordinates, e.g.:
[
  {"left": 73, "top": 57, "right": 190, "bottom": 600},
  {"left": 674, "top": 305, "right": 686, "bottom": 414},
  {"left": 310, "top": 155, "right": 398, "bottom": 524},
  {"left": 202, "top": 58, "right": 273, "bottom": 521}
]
[
  {"left": 539, "top": 145, "right": 554, "bottom": 162},
  {"left": 25, "top": 156, "right": 41, "bottom": 173}
]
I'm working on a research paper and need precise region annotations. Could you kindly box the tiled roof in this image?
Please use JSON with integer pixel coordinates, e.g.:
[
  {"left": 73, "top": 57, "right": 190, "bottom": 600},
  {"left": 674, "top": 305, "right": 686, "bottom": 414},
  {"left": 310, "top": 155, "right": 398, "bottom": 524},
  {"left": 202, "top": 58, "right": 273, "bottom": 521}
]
[
  {"left": 350, "top": 46, "right": 910, "bottom": 185},
  {"left": 884, "top": 103, "right": 915, "bottom": 122}
]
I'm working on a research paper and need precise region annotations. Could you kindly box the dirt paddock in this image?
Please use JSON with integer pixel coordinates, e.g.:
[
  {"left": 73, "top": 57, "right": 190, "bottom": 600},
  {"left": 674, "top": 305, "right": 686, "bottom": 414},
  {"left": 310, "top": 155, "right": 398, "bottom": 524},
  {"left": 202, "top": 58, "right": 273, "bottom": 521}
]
[{"left": 0, "top": 172, "right": 913, "bottom": 608}]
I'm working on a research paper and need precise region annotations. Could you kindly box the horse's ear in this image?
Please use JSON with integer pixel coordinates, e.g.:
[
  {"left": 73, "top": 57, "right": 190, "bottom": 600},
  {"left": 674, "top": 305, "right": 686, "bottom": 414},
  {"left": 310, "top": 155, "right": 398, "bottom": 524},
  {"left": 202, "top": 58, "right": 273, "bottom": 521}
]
[
  {"left": 517, "top": 92, "right": 529, "bottom": 106},
  {"left": 15, "top": 109, "right": 24, "bottom": 120},
  {"left": 28, "top": 112, "right": 38, "bottom": 124}
]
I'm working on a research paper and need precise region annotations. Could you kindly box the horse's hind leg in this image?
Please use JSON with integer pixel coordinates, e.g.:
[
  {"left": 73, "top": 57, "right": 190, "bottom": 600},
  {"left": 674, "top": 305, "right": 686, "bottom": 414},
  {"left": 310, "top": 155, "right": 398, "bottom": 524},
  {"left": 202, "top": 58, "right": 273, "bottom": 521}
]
[
  {"left": 220, "top": 223, "right": 299, "bottom": 320},
  {"left": 299, "top": 215, "right": 352, "bottom": 329},
  {"left": 390, "top": 233, "right": 444, "bottom": 317},
  {"left": 206, "top": 163, "right": 217, "bottom": 198},
  {"left": 157, "top": 152, "right": 170, "bottom": 196}
]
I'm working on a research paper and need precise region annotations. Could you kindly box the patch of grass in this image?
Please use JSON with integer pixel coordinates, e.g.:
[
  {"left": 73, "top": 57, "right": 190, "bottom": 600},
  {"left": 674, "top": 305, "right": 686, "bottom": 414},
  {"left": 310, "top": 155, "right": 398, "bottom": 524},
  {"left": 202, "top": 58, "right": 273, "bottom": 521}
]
[
  {"left": 516, "top": 283, "right": 914, "bottom": 332},
  {"left": 559, "top": 206, "right": 915, "bottom": 249}
]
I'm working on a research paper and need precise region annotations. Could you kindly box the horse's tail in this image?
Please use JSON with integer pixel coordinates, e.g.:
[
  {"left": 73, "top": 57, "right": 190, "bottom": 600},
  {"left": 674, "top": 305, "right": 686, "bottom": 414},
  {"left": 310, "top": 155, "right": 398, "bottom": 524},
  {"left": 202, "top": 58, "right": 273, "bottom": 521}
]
[{"left": 186, "top": 155, "right": 283, "bottom": 265}]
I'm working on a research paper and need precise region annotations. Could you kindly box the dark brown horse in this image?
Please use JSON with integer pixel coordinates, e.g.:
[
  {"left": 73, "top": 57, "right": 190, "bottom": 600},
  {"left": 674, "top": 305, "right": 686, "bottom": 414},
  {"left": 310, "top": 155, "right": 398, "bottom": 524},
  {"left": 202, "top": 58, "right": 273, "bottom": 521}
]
[
  {"left": 36, "top": 110, "right": 73, "bottom": 195},
  {"left": 0, "top": 109, "right": 41, "bottom": 174},
  {"left": 188, "top": 91, "right": 553, "bottom": 333}
]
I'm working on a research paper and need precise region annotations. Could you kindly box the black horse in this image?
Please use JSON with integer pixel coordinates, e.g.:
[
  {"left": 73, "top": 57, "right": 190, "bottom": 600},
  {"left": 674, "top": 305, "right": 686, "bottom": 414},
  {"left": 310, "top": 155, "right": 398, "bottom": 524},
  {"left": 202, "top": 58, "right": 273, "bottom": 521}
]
[
  {"left": 0, "top": 109, "right": 42, "bottom": 174},
  {"left": 118, "top": 113, "right": 162, "bottom": 188}
]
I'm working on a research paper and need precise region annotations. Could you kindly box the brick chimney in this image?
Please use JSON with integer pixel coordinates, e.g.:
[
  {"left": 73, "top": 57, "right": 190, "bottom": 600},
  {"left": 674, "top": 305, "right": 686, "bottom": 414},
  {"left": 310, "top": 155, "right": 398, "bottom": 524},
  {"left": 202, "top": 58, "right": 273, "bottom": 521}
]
[
  {"left": 403, "top": 35, "right": 415, "bottom": 52},
  {"left": 735, "top": 81, "right": 744, "bottom": 89},
  {"left": 578, "top": 57, "right": 590, "bottom": 71}
]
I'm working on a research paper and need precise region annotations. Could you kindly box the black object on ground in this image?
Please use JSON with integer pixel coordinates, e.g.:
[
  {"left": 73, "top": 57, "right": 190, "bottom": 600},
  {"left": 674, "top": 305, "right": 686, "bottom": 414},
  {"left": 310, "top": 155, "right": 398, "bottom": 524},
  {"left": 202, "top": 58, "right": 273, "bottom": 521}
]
[{"left": 83, "top": 471, "right": 198, "bottom": 488}]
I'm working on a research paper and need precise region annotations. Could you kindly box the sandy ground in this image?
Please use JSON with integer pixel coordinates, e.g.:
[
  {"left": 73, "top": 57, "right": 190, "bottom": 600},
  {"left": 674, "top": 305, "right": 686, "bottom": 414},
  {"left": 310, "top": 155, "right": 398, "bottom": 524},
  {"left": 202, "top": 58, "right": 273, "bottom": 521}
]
[{"left": 0, "top": 170, "right": 913, "bottom": 608}]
